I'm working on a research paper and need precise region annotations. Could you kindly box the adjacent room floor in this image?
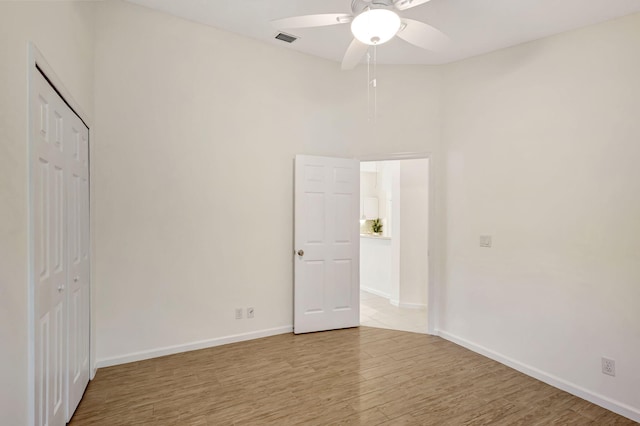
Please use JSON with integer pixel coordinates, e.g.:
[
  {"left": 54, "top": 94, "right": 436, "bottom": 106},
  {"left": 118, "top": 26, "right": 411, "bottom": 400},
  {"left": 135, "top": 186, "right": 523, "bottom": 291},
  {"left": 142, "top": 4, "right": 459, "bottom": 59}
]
[{"left": 360, "top": 290, "right": 428, "bottom": 334}]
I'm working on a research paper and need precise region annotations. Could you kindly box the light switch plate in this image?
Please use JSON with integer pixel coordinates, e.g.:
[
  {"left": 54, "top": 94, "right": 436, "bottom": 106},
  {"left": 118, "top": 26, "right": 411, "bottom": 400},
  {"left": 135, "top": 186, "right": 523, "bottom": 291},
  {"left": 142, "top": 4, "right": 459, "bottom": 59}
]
[{"left": 480, "top": 235, "right": 492, "bottom": 248}]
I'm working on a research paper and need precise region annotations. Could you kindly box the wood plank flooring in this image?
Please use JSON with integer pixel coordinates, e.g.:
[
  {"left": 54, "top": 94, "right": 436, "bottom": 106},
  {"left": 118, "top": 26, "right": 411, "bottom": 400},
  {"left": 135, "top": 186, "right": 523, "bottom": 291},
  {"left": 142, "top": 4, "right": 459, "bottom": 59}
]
[{"left": 70, "top": 327, "right": 637, "bottom": 425}]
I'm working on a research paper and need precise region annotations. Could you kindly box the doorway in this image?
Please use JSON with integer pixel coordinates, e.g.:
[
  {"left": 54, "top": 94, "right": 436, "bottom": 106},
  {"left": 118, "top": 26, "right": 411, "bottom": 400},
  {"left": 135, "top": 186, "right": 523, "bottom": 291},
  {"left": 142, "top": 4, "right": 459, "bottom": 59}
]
[{"left": 359, "top": 157, "right": 430, "bottom": 334}]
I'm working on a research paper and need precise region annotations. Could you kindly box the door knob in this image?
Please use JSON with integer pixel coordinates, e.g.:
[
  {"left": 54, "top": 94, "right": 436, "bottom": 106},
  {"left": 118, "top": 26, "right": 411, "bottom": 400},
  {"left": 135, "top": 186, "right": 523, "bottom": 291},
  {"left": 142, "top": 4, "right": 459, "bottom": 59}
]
[
  {"left": 57, "top": 284, "right": 65, "bottom": 293},
  {"left": 74, "top": 276, "right": 79, "bottom": 282},
  {"left": 297, "top": 249, "right": 304, "bottom": 257}
]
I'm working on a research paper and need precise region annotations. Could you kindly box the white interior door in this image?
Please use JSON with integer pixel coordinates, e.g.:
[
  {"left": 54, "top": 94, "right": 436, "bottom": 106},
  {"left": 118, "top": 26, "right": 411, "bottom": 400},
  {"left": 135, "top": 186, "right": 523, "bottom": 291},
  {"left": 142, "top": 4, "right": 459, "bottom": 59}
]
[
  {"left": 294, "top": 155, "right": 360, "bottom": 334},
  {"left": 32, "top": 69, "right": 90, "bottom": 426},
  {"left": 33, "top": 69, "right": 68, "bottom": 426},
  {"left": 66, "top": 102, "right": 90, "bottom": 418}
]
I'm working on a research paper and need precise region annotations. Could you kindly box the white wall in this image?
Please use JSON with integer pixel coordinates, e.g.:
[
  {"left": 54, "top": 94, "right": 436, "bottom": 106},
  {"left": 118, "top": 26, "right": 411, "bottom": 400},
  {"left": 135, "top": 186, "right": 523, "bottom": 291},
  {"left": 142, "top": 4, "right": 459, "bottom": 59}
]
[
  {"left": 376, "top": 162, "right": 394, "bottom": 237},
  {"left": 92, "top": 0, "right": 443, "bottom": 365},
  {"left": 390, "top": 161, "right": 401, "bottom": 305},
  {"left": 360, "top": 237, "right": 392, "bottom": 297},
  {"left": 440, "top": 13, "right": 640, "bottom": 419},
  {"left": 0, "top": 2, "right": 95, "bottom": 424},
  {"left": 399, "top": 159, "right": 429, "bottom": 307}
]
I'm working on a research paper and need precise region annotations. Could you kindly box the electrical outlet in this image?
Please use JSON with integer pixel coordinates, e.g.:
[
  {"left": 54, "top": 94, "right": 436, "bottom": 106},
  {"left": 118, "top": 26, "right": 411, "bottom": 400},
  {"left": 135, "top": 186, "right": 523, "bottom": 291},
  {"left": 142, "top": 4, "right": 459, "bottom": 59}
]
[
  {"left": 235, "top": 308, "right": 243, "bottom": 320},
  {"left": 480, "top": 235, "right": 492, "bottom": 248},
  {"left": 247, "top": 307, "right": 254, "bottom": 319},
  {"left": 602, "top": 357, "right": 615, "bottom": 376}
]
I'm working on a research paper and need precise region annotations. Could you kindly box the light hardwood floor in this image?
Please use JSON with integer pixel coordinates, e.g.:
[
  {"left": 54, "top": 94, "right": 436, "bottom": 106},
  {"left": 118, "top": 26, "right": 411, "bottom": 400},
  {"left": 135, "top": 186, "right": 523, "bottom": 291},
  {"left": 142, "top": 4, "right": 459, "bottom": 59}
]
[{"left": 71, "top": 327, "right": 636, "bottom": 425}]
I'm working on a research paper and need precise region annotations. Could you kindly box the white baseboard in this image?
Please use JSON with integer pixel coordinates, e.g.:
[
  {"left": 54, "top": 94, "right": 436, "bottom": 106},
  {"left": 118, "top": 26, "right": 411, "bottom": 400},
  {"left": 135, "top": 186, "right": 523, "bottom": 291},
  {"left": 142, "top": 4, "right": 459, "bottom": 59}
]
[
  {"left": 389, "top": 299, "right": 426, "bottom": 310},
  {"left": 436, "top": 330, "right": 640, "bottom": 423},
  {"left": 398, "top": 301, "right": 426, "bottom": 310},
  {"left": 95, "top": 326, "right": 293, "bottom": 369},
  {"left": 360, "top": 286, "right": 390, "bottom": 300},
  {"left": 361, "top": 288, "right": 426, "bottom": 310}
]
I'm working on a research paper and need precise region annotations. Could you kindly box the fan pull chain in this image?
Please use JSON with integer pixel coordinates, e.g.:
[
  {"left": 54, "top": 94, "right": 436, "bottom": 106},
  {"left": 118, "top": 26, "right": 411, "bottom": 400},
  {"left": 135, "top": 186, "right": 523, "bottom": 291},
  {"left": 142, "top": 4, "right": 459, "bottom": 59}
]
[
  {"left": 367, "top": 50, "right": 371, "bottom": 120},
  {"left": 373, "top": 44, "right": 378, "bottom": 119},
  {"left": 367, "top": 45, "right": 379, "bottom": 121}
]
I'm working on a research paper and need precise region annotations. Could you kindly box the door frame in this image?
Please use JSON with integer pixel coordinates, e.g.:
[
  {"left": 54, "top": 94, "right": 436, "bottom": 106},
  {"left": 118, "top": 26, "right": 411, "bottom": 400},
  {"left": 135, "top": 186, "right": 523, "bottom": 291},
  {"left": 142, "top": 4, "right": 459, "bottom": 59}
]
[
  {"left": 27, "top": 43, "right": 94, "bottom": 425},
  {"left": 358, "top": 152, "right": 437, "bottom": 335}
]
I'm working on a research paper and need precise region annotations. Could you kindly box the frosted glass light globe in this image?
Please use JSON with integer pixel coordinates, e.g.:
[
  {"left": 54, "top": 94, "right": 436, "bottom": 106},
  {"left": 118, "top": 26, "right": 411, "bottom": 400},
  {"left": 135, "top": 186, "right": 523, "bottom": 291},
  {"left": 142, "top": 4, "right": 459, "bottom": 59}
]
[{"left": 351, "top": 9, "right": 401, "bottom": 45}]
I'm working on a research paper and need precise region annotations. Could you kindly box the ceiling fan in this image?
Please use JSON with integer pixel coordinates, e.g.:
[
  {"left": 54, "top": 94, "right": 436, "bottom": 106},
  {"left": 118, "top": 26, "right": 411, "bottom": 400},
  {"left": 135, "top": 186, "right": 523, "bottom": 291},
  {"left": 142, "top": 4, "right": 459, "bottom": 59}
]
[{"left": 272, "top": 0, "right": 449, "bottom": 70}]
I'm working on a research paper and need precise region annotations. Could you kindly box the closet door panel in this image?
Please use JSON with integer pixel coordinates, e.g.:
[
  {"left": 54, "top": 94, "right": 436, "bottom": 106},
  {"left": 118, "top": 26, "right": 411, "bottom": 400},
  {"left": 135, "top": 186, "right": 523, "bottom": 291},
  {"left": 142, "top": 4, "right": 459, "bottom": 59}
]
[
  {"left": 32, "top": 69, "right": 90, "bottom": 425},
  {"left": 33, "top": 72, "right": 68, "bottom": 426},
  {"left": 66, "top": 115, "right": 90, "bottom": 418}
]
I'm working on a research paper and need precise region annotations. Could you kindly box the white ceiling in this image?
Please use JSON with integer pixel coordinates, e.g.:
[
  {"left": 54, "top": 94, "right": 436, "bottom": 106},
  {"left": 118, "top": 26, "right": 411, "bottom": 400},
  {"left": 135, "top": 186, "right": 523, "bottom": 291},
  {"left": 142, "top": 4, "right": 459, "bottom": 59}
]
[{"left": 126, "top": 0, "right": 640, "bottom": 66}]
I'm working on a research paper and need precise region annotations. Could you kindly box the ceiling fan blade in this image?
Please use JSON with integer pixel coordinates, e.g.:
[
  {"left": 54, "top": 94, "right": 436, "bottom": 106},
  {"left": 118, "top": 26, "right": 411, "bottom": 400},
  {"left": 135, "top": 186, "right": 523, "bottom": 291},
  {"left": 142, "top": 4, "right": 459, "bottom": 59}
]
[
  {"left": 341, "top": 38, "right": 369, "bottom": 70},
  {"left": 396, "top": 19, "right": 450, "bottom": 51},
  {"left": 393, "top": 0, "right": 432, "bottom": 11},
  {"left": 271, "top": 13, "right": 352, "bottom": 29}
]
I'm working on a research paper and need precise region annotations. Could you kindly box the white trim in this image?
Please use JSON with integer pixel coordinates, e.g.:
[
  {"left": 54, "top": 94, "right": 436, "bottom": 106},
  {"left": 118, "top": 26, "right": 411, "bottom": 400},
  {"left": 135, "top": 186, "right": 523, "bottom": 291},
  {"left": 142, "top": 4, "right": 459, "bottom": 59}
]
[
  {"left": 359, "top": 152, "right": 431, "bottom": 161},
  {"left": 388, "top": 299, "right": 426, "bottom": 309},
  {"left": 436, "top": 330, "right": 640, "bottom": 423},
  {"left": 426, "top": 153, "right": 438, "bottom": 336},
  {"left": 360, "top": 286, "right": 391, "bottom": 300},
  {"left": 363, "top": 292, "right": 426, "bottom": 309},
  {"left": 396, "top": 301, "right": 427, "bottom": 310},
  {"left": 358, "top": 152, "right": 436, "bottom": 336},
  {"left": 95, "top": 326, "right": 293, "bottom": 369},
  {"left": 27, "top": 43, "right": 36, "bottom": 426}
]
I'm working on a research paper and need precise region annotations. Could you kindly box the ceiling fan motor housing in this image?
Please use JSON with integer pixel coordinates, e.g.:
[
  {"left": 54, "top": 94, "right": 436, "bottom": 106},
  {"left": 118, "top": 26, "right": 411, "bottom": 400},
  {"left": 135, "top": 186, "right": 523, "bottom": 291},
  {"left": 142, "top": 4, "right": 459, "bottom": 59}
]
[{"left": 351, "top": 0, "right": 395, "bottom": 15}]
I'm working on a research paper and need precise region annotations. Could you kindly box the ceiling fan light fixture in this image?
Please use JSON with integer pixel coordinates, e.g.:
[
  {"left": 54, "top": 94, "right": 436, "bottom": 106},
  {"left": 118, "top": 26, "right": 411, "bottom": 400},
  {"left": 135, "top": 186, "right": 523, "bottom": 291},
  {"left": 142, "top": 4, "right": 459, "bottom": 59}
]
[{"left": 351, "top": 9, "right": 401, "bottom": 45}]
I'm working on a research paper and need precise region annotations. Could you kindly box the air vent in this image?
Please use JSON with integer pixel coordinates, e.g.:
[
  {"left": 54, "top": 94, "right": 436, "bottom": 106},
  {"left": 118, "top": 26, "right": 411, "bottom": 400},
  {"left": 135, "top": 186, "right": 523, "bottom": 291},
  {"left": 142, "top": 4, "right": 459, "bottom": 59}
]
[{"left": 275, "top": 32, "right": 298, "bottom": 43}]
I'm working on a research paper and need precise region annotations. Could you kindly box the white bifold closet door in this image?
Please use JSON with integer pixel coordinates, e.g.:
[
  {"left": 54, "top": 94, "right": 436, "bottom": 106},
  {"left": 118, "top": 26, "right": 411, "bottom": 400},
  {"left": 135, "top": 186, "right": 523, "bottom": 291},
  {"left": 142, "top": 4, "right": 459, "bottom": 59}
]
[{"left": 33, "top": 68, "right": 90, "bottom": 426}]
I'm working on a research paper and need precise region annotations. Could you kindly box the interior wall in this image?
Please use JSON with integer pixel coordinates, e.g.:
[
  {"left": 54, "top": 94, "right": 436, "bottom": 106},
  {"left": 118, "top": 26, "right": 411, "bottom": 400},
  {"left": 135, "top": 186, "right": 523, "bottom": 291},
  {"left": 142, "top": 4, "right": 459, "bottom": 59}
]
[
  {"left": 376, "top": 162, "right": 394, "bottom": 237},
  {"left": 390, "top": 161, "right": 402, "bottom": 305},
  {"left": 0, "top": 2, "right": 95, "bottom": 424},
  {"left": 92, "top": 0, "right": 443, "bottom": 365},
  {"left": 399, "top": 159, "right": 429, "bottom": 307},
  {"left": 440, "top": 13, "right": 640, "bottom": 416},
  {"left": 360, "top": 237, "right": 392, "bottom": 297}
]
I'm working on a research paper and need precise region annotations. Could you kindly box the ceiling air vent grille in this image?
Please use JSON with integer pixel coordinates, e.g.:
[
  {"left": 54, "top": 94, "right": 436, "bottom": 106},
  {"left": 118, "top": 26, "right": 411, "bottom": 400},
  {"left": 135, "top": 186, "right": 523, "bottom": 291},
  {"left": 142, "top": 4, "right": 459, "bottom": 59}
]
[{"left": 275, "top": 32, "right": 298, "bottom": 43}]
